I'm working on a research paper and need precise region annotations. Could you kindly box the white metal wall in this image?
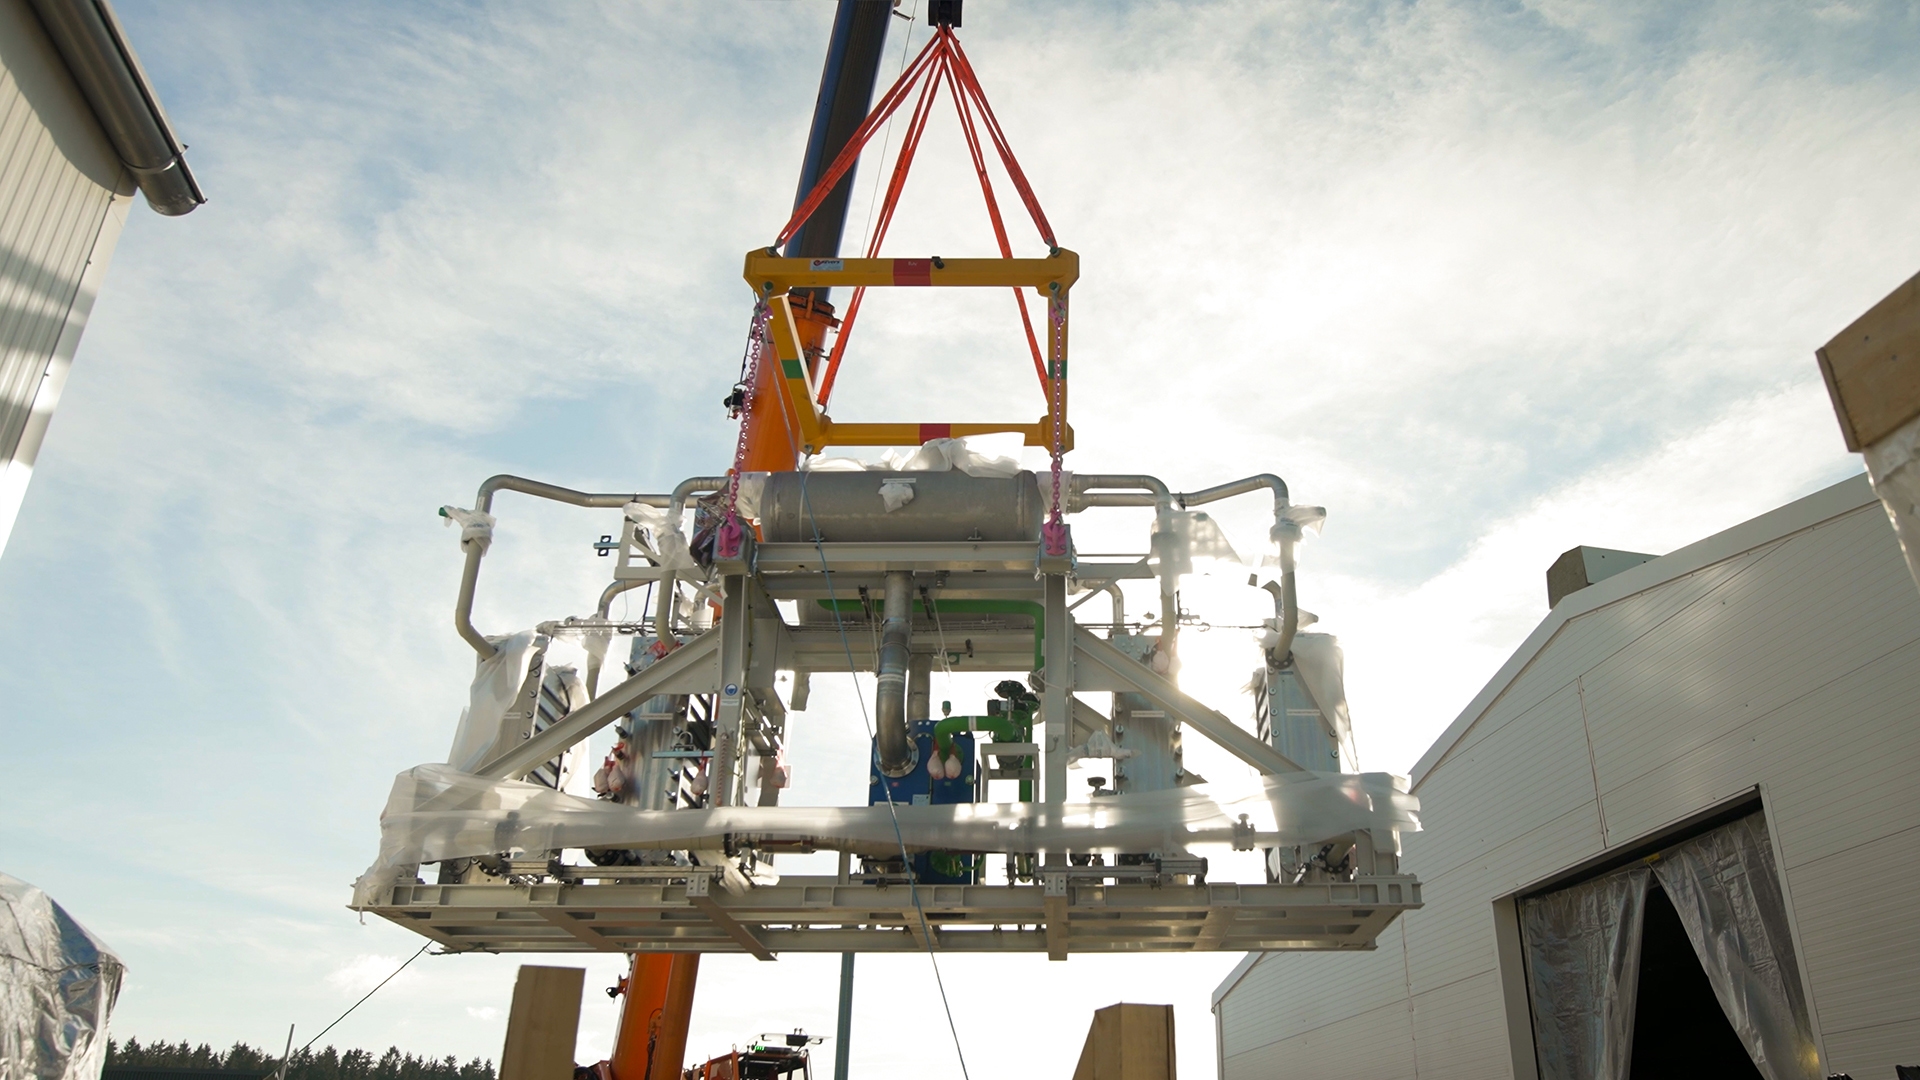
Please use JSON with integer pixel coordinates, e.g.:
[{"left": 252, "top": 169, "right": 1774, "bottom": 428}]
[
  {"left": 1215, "top": 475, "right": 1920, "bottom": 1079},
  {"left": 0, "top": 0, "right": 132, "bottom": 557}
]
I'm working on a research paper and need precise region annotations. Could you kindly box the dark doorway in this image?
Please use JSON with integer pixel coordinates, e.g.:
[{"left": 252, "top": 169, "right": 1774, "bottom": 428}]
[{"left": 1629, "top": 882, "right": 1762, "bottom": 1079}]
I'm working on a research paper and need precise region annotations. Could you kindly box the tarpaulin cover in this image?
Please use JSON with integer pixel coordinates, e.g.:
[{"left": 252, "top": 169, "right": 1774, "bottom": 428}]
[
  {"left": 0, "top": 873, "right": 123, "bottom": 1080},
  {"left": 353, "top": 766, "right": 1419, "bottom": 906},
  {"left": 1652, "top": 816, "right": 1819, "bottom": 1080},
  {"left": 443, "top": 630, "right": 538, "bottom": 773},
  {"left": 1864, "top": 412, "right": 1920, "bottom": 593},
  {"left": 1520, "top": 864, "right": 1650, "bottom": 1080},
  {"left": 1517, "top": 813, "right": 1819, "bottom": 1080}
]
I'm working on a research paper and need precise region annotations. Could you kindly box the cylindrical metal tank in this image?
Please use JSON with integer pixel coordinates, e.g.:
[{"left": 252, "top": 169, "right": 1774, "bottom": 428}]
[{"left": 758, "top": 470, "right": 1043, "bottom": 543}]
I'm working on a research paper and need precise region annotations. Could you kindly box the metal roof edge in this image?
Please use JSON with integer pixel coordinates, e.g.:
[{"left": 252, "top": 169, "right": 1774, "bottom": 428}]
[
  {"left": 1210, "top": 951, "right": 1265, "bottom": 1008},
  {"left": 1408, "top": 472, "right": 1876, "bottom": 788}
]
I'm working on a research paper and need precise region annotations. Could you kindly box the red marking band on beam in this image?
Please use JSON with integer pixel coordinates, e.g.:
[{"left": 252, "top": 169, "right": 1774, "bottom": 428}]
[
  {"left": 918, "top": 423, "right": 952, "bottom": 443},
  {"left": 893, "top": 259, "right": 933, "bottom": 286}
]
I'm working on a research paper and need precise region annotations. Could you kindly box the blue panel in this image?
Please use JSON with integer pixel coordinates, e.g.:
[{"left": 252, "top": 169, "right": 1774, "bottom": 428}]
[{"left": 869, "top": 720, "right": 976, "bottom": 883}]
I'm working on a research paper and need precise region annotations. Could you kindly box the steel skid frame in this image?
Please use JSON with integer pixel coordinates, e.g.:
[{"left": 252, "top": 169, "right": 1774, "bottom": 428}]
[{"left": 357, "top": 475, "right": 1422, "bottom": 959}]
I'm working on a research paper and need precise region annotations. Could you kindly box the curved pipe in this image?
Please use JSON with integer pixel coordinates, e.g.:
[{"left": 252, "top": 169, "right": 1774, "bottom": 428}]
[
  {"left": 1069, "top": 474, "right": 1172, "bottom": 513},
  {"left": 453, "top": 474, "right": 702, "bottom": 660},
  {"left": 651, "top": 477, "right": 729, "bottom": 638},
  {"left": 874, "top": 571, "right": 916, "bottom": 777},
  {"left": 1181, "top": 474, "right": 1299, "bottom": 666},
  {"left": 1071, "top": 475, "right": 1179, "bottom": 652},
  {"left": 1176, "top": 473, "right": 1289, "bottom": 514},
  {"left": 26, "top": 0, "right": 205, "bottom": 215}
]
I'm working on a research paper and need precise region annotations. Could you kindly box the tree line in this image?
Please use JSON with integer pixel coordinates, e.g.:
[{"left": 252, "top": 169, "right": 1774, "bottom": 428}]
[{"left": 106, "top": 1038, "right": 495, "bottom": 1080}]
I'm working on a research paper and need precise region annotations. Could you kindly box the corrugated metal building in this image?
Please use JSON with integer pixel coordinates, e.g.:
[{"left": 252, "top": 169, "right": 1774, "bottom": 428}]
[
  {"left": 0, "top": 0, "right": 199, "bottom": 556},
  {"left": 1212, "top": 474, "right": 1920, "bottom": 1079}
]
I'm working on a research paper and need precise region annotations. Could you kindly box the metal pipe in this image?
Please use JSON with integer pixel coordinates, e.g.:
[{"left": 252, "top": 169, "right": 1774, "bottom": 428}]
[
  {"left": 874, "top": 571, "right": 916, "bottom": 777},
  {"left": 453, "top": 542, "right": 492, "bottom": 658},
  {"left": 1071, "top": 476, "right": 1176, "bottom": 649},
  {"left": 653, "top": 477, "right": 728, "bottom": 638},
  {"left": 1070, "top": 474, "right": 1173, "bottom": 511},
  {"left": 475, "top": 473, "right": 665, "bottom": 514},
  {"left": 907, "top": 653, "right": 931, "bottom": 724},
  {"left": 1175, "top": 473, "right": 1289, "bottom": 513},
  {"left": 1261, "top": 547, "right": 1299, "bottom": 663},
  {"left": 1178, "top": 474, "right": 1299, "bottom": 665},
  {"left": 453, "top": 476, "right": 676, "bottom": 660},
  {"left": 26, "top": 0, "right": 205, "bottom": 215}
]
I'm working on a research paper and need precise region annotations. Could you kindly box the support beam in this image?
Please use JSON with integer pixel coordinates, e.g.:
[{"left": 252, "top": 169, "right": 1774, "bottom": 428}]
[
  {"left": 476, "top": 630, "right": 719, "bottom": 780},
  {"left": 712, "top": 573, "right": 752, "bottom": 807},
  {"left": 1044, "top": 872, "right": 1069, "bottom": 961},
  {"left": 536, "top": 909, "right": 615, "bottom": 950},
  {"left": 1073, "top": 627, "right": 1304, "bottom": 775},
  {"left": 1042, "top": 573, "right": 1071, "bottom": 804},
  {"left": 688, "top": 876, "right": 775, "bottom": 961}
]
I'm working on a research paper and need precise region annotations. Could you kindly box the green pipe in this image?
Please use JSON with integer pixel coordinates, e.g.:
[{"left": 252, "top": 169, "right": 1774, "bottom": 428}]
[
  {"left": 934, "top": 712, "right": 1034, "bottom": 802},
  {"left": 815, "top": 598, "right": 1045, "bottom": 671}
]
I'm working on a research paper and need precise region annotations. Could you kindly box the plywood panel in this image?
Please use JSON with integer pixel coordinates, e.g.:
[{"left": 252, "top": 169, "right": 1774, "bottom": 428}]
[
  {"left": 499, "top": 965, "right": 584, "bottom": 1080},
  {"left": 1816, "top": 268, "right": 1920, "bottom": 450}
]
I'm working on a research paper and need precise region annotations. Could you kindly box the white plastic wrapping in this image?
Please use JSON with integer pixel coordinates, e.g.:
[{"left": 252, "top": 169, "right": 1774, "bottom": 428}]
[
  {"left": 734, "top": 471, "right": 769, "bottom": 522},
  {"left": 802, "top": 437, "right": 1024, "bottom": 479},
  {"left": 1651, "top": 816, "right": 1819, "bottom": 1080},
  {"left": 1519, "top": 864, "right": 1650, "bottom": 1080},
  {"left": 877, "top": 479, "right": 916, "bottom": 512},
  {"left": 1289, "top": 633, "right": 1356, "bottom": 769},
  {"left": 1, "top": 873, "right": 124, "bottom": 1080},
  {"left": 623, "top": 503, "right": 697, "bottom": 570},
  {"left": 352, "top": 765, "right": 1419, "bottom": 905},
  {"left": 444, "top": 630, "right": 539, "bottom": 772},
  {"left": 1153, "top": 511, "right": 1242, "bottom": 576},
  {"left": 439, "top": 505, "right": 496, "bottom": 554},
  {"left": 1863, "top": 411, "right": 1920, "bottom": 593}
]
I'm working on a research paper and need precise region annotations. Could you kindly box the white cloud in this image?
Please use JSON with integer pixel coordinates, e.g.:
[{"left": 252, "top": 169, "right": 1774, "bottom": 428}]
[{"left": 326, "top": 955, "right": 415, "bottom": 999}]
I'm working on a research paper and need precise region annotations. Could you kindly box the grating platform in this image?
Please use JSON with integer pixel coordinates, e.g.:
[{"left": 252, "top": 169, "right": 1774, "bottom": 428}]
[{"left": 356, "top": 873, "right": 1422, "bottom": 960}]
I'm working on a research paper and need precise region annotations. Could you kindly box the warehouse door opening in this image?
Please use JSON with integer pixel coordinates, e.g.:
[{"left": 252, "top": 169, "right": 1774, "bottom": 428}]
[
  {"left": 1627, "top": 881, "right": 1760, "bottom": 1080},
  {"left": 1516, "top": 811, "right": 1818, "bottom": 1080}
]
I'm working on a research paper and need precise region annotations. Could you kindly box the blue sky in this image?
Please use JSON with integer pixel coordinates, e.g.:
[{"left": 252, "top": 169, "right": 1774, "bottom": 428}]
[{"left": 3, "top": 2, "right": 1918, "bottom": 1078}]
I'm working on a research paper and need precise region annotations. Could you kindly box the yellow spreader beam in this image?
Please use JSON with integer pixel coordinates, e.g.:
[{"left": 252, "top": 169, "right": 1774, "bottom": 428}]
[{"left": 743, "top": 249, "right": 1079, "bottom": 456}]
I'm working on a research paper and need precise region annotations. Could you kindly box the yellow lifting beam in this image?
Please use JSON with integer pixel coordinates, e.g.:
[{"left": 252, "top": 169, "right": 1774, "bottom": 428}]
[{"left": 742, "top": 248, "right": 1078, "bottom": 457}]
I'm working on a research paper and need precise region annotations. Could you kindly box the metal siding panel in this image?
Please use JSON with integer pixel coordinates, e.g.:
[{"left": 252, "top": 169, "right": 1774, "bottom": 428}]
[
  {"left": 1222, "top": 998, "right": 1418, "bottom": 1080},
  {"left": 1783, "top": 825, "right": 1920, "bottom": 1046},
  {"left": 1433, "top": 553, "right": 1764, "bottom": 772},
  {"left": 1217, "top": 923, "right": 1412, "bottom": 1052},
  {"left": 1599, "top": 638, "right": 1920, "bottom": 855},
  {"left": 1584, "top": 509, "right": 1919, "bottom": 793},
  {"left": 0, "top": 54, "right": 114, "bottom": 464},
  {"left": 1410, "top": 685, "right": 1597, "bottom": 881},
  {"left": 1409, "top": 969, "right": 1512, "bottom": 1080},
  {"left": 1819, "top": 1016, "right": 1920, "bottom": 1080},
  {"left": 1403, "top": 803, "right": 1603, "bottom": 996}
]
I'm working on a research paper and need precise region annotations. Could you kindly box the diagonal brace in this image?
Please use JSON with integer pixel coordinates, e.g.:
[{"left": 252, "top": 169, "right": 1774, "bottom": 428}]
[
  {"left": 475, "top": 629, "right": 720, "bottom": 779},
  {"left": 1073, "top": 626, "right": 1304, "bottom": 775}
]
